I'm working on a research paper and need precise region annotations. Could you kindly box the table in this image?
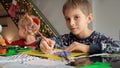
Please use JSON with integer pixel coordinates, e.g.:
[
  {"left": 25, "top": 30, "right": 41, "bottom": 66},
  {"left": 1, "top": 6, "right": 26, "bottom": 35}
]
[
  {"left": 0, "top": 53, "right": 120, "bottom": 68},
  {"left": 0, "top": 54, "right": 74, "bottom": 68},
  {"left": 0, "top": 45, "right": 120, "bottom": 68}
]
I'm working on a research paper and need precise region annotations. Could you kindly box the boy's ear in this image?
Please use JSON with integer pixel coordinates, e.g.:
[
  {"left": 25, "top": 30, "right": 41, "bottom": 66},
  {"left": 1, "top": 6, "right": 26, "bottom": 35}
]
[{"left": 87, "top": 13, "right": 93, "bottom": 24}]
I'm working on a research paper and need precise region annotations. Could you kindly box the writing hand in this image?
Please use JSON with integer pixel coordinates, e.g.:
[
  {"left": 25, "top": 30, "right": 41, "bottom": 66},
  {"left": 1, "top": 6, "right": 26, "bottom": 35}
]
[{"left": 40, "top": 38, "right": 55, "bottom": 54}]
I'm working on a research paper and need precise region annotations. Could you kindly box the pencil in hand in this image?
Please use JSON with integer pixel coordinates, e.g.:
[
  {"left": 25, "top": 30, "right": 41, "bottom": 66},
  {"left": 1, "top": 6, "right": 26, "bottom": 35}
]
[
  {"left": 37, "top": 31, "right": 49, "bottom": 44},
  {"left": 37, "top": 31, "right": 54, "bottom": 50}
]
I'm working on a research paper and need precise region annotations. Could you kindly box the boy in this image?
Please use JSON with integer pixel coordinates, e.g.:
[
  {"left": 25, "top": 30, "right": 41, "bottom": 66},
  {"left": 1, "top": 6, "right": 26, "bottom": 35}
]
[
  {"left": 10, "top": 13, "right": 40, "bottom": 47},
  {"left": 39, "top": 0, "right": 120, "bottom": 54}
]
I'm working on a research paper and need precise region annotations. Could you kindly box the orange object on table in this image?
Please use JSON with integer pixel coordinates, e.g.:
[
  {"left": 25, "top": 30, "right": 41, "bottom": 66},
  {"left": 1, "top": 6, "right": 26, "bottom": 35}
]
[
  {"left": 0, "top": 36, "right": 7, "bottom": 55},
  {"left": 0, "top": 46, "right": 7, "bottom": 55}
]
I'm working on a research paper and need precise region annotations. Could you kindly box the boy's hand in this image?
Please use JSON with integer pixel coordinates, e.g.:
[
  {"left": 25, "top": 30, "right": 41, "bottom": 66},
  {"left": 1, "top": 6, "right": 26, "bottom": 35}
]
[
  {"left": 40, "top": 38, "right": 55, "bottom": 54},
  {"left": 65, "top": 41, "right": 90, "bottom": 53}
]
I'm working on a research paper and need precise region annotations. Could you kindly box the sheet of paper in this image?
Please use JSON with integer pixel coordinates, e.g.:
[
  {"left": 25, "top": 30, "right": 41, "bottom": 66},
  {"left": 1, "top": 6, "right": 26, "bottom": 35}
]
[
  {"left": 0, "top": 54, "right": 74, "bottom": 68},
  {"left": 21, "top": 49, "right": 85, "bottom": 60}
]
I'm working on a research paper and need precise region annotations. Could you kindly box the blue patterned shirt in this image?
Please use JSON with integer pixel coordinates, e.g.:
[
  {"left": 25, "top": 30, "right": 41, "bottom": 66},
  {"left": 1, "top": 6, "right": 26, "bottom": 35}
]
[{"left": 50, "top": 31, "right": 120, "bottom": 54}]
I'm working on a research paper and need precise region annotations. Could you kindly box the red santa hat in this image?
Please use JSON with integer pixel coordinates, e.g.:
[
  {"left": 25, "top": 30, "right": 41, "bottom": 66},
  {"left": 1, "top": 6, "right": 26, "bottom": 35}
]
[
  {"left": 32, "top": 18, "right": 40, "bottom": 25},
  {"left": 31, "top": 16, "right": 40, "bottom": 29}
]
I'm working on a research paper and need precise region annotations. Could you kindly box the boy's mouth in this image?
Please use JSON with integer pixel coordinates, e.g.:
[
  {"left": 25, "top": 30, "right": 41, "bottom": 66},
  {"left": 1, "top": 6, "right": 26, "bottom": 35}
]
[{"left": 70, "top": 28, "right": 77, "bottom": 31}]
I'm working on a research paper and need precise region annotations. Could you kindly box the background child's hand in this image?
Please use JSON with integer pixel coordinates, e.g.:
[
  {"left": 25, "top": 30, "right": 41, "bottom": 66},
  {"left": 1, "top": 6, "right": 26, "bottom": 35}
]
[
  {"left": 40, "top": 38, "right": 55, "bottom": 54},
  {"left": 65, "top": 41, "right": 90, "bottom": 53}
]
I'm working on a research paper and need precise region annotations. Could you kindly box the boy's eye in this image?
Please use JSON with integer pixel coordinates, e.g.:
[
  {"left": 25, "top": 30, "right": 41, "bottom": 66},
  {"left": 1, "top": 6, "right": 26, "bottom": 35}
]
[
  {"left": 65, "top": 18, "right": 70, "bottom": 22},
  {"left": 74, "top": 16, "right": 80, "bottom": 20}
]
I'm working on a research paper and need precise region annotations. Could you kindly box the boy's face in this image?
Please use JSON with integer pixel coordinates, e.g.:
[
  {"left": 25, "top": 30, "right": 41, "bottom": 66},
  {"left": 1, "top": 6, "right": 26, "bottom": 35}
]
[{"left": 64, "top": 7, "right": 93, "bottom": 35}]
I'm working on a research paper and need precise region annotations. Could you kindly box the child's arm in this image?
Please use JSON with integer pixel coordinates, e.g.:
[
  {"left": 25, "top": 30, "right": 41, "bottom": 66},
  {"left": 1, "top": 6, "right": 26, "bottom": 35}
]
[
  {"left": 65, "top": 42, "right": 90, "bottom": 53},
  {"left": 102, "top": 40, "right": 120, "bottom": 54}
]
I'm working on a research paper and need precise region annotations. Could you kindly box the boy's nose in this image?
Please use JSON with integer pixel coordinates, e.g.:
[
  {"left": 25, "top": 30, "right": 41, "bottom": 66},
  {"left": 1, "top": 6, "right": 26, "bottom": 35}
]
[{"left": 69, "top": 19, "right": 75, "bottom": 26}]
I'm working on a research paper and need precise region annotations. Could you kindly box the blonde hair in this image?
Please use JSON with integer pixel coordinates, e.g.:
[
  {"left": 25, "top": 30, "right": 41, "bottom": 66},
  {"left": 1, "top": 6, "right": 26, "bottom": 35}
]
[
  {"left": 18, "top": 14, "right": 32, "bottom": 28},
  {"left": 18, "top": 13, "right": 40, "bottom": 35},
  {"left": 63, "top": 0, "right": 92, "bottom": 16}
]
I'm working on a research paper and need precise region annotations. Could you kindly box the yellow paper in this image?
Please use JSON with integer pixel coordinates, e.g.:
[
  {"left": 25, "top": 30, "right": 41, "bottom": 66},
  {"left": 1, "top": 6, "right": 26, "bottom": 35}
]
[{"left": 21, "top": 49, "right": 85, "bottom": 60}]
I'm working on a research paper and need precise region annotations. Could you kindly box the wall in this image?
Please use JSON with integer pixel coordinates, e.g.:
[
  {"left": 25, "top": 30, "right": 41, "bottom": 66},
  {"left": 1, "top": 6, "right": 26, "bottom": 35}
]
[
  {"left": 0, "top": 17, "right": 19, "bottom": 42},
  {"left": 0, "top": 3, "right": 19, "bottom": 42},
  {"left": 92, "top": 0, "right": 120, "bottom": 40},
  {"left": 33, "top": 0, "right": 69, "bottom": 35}
]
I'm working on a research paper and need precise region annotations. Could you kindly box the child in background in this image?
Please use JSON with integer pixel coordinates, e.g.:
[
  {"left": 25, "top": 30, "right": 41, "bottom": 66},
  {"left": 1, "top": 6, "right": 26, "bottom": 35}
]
[
  {"left": 38, "top": 0, "right": 120, "bottom": 54},
  {"left": 10, "top": 13, "right": 40, "bottom": 48}
]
